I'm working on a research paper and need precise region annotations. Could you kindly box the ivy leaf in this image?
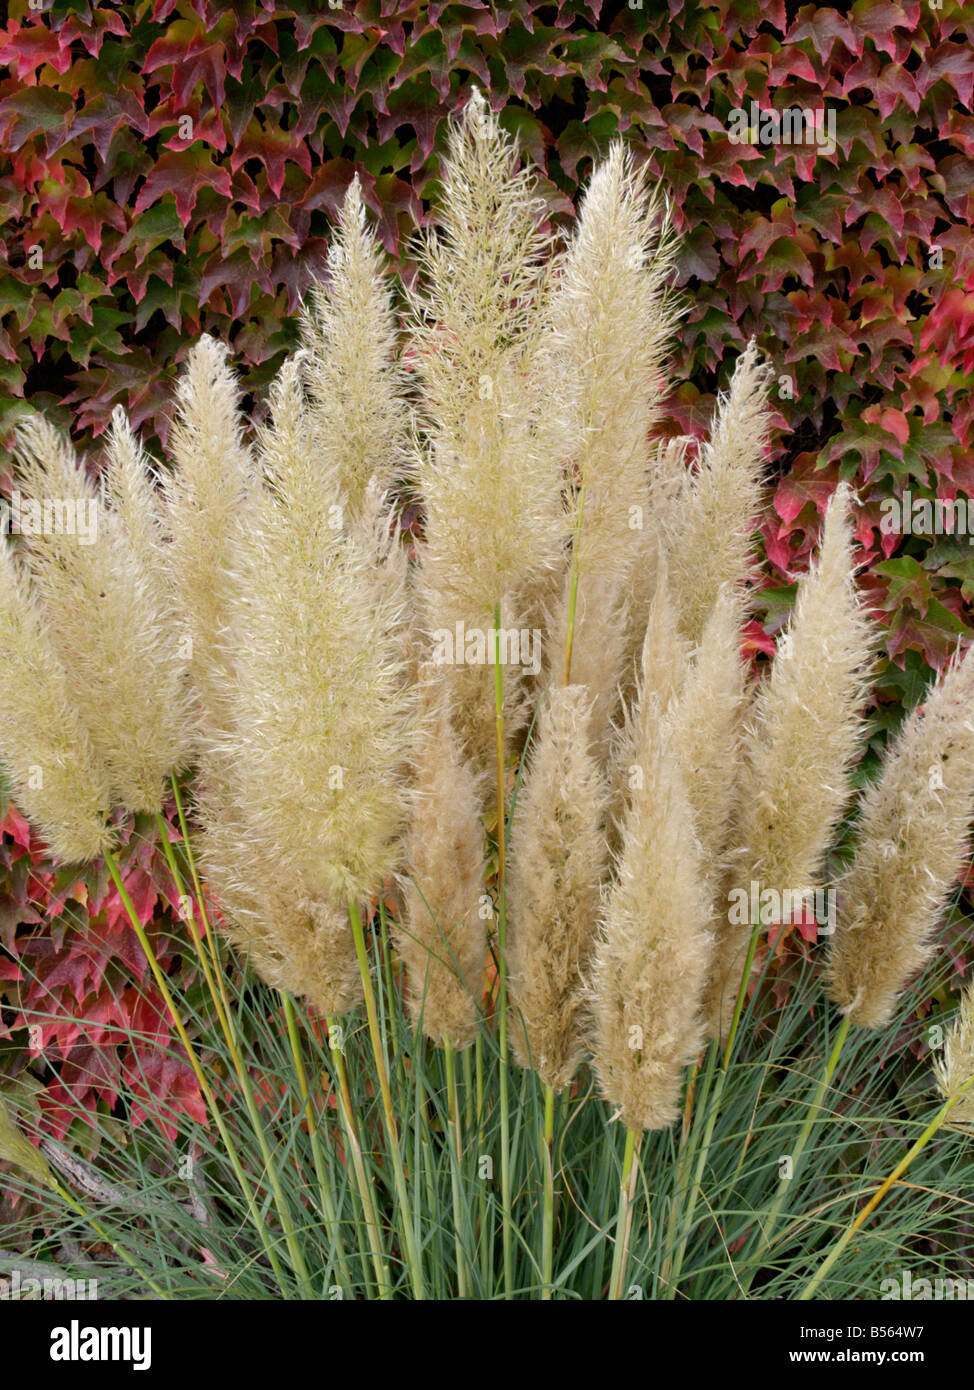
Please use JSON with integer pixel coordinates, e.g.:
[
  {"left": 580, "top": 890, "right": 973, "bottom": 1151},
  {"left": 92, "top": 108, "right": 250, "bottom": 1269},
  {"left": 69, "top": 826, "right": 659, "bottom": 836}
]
[
  {"left": 134, "top": 148, "right": 232, "bottom": 222},
  {"left": 0, "top": 85, "right": 73, "bottom": 153}
]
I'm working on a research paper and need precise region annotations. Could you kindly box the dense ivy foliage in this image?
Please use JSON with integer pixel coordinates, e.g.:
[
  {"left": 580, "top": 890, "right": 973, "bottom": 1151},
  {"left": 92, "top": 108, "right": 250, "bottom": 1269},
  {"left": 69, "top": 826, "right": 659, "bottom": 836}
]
[{"left": 1, "top": 0, "right": 973, "bottom": 1134}]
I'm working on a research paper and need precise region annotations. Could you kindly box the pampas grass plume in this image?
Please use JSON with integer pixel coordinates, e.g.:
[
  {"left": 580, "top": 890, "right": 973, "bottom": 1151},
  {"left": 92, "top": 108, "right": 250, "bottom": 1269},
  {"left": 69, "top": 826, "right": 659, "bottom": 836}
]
[
  {"left": 214, "top": 360, "right": 412, "bottom": 908},
  {"left": 163, "top": 335, "right": 254, "bottom": 732},
  {"left": 508, "top": 684, "right": 607, "bottom": 1090},
  {"left": 666, "top": 338, "right": 772, "bottom": 646},
  {"left": 670, "top": 584, "right": 748, "bottom": 871},
  {"left": 936, "top": 977, "right": 974, "bottom": 1126},
  {"left": 0, "top": 540, "right": 113, "bottom": 861},
  {"left": 13, "top": 415, "right": 188, "bottom": 814},
  {"left": 591, "top": 651, "right": 713, "bottom": 1131},
  {"left": 830, "top": 641, "right": 974, "bottom": 1028},
  {"left": 543, "top": 142, "right": 679, "bottom": 743},
  {"left": 409, "top": 89, "right": 565, "bottom": 773},
  {"left": 396, "top": 669, "right": 488, "bottom": 1048},
  {"left": 409, "top": 87, "right": 563, "bottom": 629},
  {"left": 200, "top": 791, "right": 363, "bottom": 1018},
  {"left": 300, "top": 175, "right": 408, "bottom": 520},
  {"left": 705, "top": 483, "right": 874, "bottom": 1035}
]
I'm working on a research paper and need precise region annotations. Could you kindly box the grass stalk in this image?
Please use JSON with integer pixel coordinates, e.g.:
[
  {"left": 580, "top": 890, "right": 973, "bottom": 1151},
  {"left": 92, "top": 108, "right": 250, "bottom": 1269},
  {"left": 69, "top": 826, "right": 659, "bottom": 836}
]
[
  {"left": 281, "top": 991, "right": 352, "bottom": 1294},
  {"left": 541, "top": 1081, "right": 555, "bottom": 1299},
  {"left": 492, "top": 598, "right": 513, "bottom": 1297},
  {"left": 475, "top": 1029, "right": 491, "bottom": 1289},
  {"left": 608, "top": 1126, "right": 641, "bottom": 1300},
  {"left": 102, "top": 847, "right": 293, "bottom": 1291},
  {"left": 444, "top": 1037, "right": 469, "bottom": 1297},
  {"left": 325, "top": 1014, "right": 391, "bottom": 1298},
  {"left": 348, "top": 896, "right": 425, "bottom": 1299},
  {"left": 150, "top": 814, "right": 318, "bottom": 1297},
  {"left": 664, "top": 915, "right": 766, "bottom": 1296},
  {"left": 49, "top": 1176, "right": 171, "bottom": 1299},
  {"left": 153, "top": 812, "right": 236, "bottom": 1057},
  {"left": 799, "top": 1066, "right": 974, "bottom": 1300},
  {"left": 740, "top": 1010, "right": 851, "bottom": 1290},
  {"left": 169, "top": 777, "right": 234, "bottom": 1017}
]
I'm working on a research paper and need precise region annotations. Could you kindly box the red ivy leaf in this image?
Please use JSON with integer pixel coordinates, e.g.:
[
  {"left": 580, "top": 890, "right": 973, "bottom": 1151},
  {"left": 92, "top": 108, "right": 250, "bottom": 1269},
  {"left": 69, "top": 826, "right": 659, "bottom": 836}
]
[{"left": 134, "top": 148, "right": 232, "bottom": 222}]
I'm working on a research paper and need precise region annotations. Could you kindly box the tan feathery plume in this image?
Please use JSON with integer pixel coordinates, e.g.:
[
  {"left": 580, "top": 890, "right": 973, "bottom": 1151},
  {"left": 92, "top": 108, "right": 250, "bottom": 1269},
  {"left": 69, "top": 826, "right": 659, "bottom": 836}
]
[
  {"left": 101, "top": 407, "right": 193, "bottom": 774},
  {"left": 214, "top": 358, "right": 412, "bottom": 908},
  {"left": 830, "top": 642, "right": 974, "bottom": 1029},
  {"left": 706, "top": 484, "right": 875, "bottom": 1036},
  {"left": 300, "top": 175, "right": 408, "bottom": 520},
  {"left": 936, "top": 976, "right": 974, "bottom": 1126},
  {"left": 544, "top": 141, "right": 677, "bottom": 584},
  {"left": 618, "top": 436, "right": 694, "bottom": 712},
  {"left": 162, "top": 335, "right": 254, "bottom": 732},
  {"left": 670, "top": 585, "right": 748, "bottom": 871},
  {"left": 507, "top": 684, "right": 607, "bottom": 1090},
  {"left": 408, "top": 87, "right": 565, "bottom": 771},
  {"left": 666, "top": 339, "right": 772, "bottom": 646},
  {"left": 590, "top": 687, "right": 713, "bottom": 1131},
  {"left": 543, "top": 141, "right": 679, "bottom": 748},
  {"left": 547, "top": 570, "right": 629, "bottom": 761},
  {"left": 197, "top": 777, "right": 362, "bottom": 1017},
  {"left": 396, "top": 668, "right": 488, "bottom": 1048},
  {"left": 606, "top": 560, "right": 689, "bottom": 846},
  {"left": 607, "top": 576, "right": 744, "bottom": 902},
  {"left": 0, "top": 541, "right": 113, "bottom": 861},
  {"left": 12, "top": 414, "right": 187, "bottom": 814}
]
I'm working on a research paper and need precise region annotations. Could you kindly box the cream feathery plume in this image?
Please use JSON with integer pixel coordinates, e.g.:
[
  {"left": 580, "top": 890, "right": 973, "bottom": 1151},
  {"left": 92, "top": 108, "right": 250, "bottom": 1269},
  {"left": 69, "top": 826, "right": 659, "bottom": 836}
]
[
  {"left": 300, "top": 176, "right": 408, "bottom": 521},
  {"left": 216, "top": 357, "right": 412, "bottom": 907},
  {"left": 101, "top": 407, "right": 194, "bottom": 775},
  {"left": 607, "top": 576, "right": 745, "bottom": 884},
  {"left": 705, "top": 483, "right": 875, "bottom": 1036},
  {"left": 396, "top": 668, "right": 488, "bottom": 1049},
  {"left": 507, "top": 684, "right": 607, "bottom": 1090},
  {"left": 547, "top": 570, "right": 629, "bottom": 763},
  {"left": 829, "top": 641, "right": 974, "bottom": 1029},
  {"left": 544, "top": 142, "right": 680, "bottom": 747},
  {"left": 197, "top": 771, "right": 362, "bottom": 1017},
  {"left": 162, "top": 335, "right": 254, "bottom": 733},
  {"left": 543, "top": 141, "right": 677, "bottom": 583},
  {"left": 252, "top": 352, "right": 340, "bottom": 515},
  {"left": 406, "top": 86, "right": 552, "bottom": 453},
  {"left": 666, "top": 339, "right": 772, "bottom": 647},
  {"left": 408, "top": 88, "right": 565, "bottom": 768},
  {"left": 348, "top": 473, "right": 416, "bottom": 687},
  {"left": 936, "top": 976, "right": 974, "bottom": 1126},
  {"left": 0, "top": 540, "right": 113, "bottom": 861},
  {"left": 669, "top": 585, "right": 748, "bottom": 872},
  {"left": 620, "top": 435, "right": 694, "bottom": 697},
  {"left": 13, "top": 414, "right": 189, "bottom": 814},
  {"left": 606, "top": 559, "right": 689, "bottom": 846},
  {"left": 102, "top": 406, "right": 166, "bottom": 571},
  {"left": 590, "top": 684, "right": 713, "bottom": 1132},
  {"left": 416, "top": 592, "right": 539, "bottom": 788}
]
